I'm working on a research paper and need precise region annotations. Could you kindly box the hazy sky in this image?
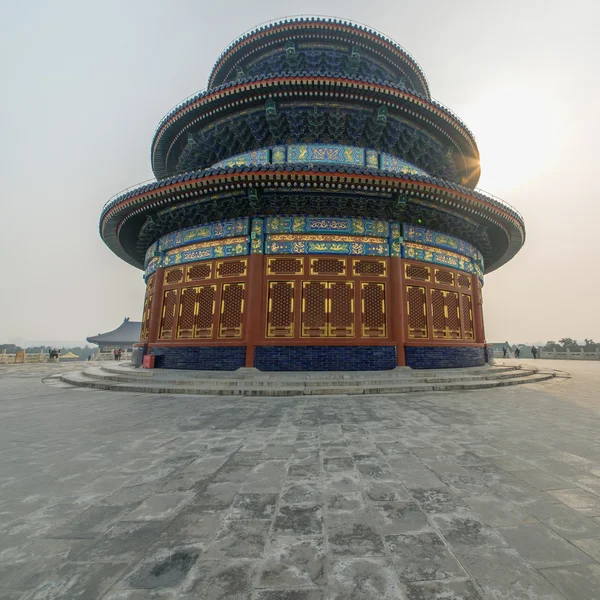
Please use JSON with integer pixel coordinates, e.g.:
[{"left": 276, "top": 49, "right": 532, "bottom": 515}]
[{"left": 1, "top": 0, "right": 598, "bottom": 344}]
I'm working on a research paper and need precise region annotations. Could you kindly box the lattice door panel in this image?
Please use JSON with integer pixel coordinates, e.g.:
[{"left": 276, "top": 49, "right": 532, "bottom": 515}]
[
  {"left": 435, "top": 269, "right": 454, "bottom": 286},
  {"left": 456, "top": 273, "right": 471, "bottom": 289},
  {"left": 329, "top": 282, "right": 354, "bottom": 337},
  {"left": 164, "top": 267, "right": 184, "bottom": 286},
  {"left": 353, "top": 259, "right": 387, "bottom": 277},
  {"left": 445, "top": 291, "right": 462, "bottom": 339},
  {"left": 431, "top": 288, "right": 461, "bottom": 339},
  {"left": 310, "top": 258, "right": 346, "bottom": 276},
  {"left": 195, "top": 285, "right": 217, "bottom": 339},
  {"left": 301, "top": 281, "right": 327, "bottom": 337},
  {"left": 216, "top": 259, "right": 247, "bottom": 278},
  {"left": 461, "top": 293, "right": 474, "bottom": 340},
  {"left": 187, "top": 263, "right": 212, "bottom": 282},
  {"left": 267, "top": 258, "right": 304, "bottom": 275},
  {"left": 431, "top": 289, "right": 446, "bottom": 339},
  {"left": 140, "top": 295, "right": 152, "bottom": 341},
  {"left": 267, "top": 281, "right": 295, "bottom": 337},
  {"left": 405, "top": 264, "right": 431, "bottom": 282},
  {"left": 218, "top": 282, "right": 244, "bottom": 338},
  {"left": 406, "top": 285, "right": 428, "bottom": 338},
  {"left": 361, "top": 282, "right": 386, "bottom": 337},
  {"left": 177, "top": 287, "right": 197, "bottom": 339},
  {"left": 159, "top": 290, "right": 178, "bottom": 339}
]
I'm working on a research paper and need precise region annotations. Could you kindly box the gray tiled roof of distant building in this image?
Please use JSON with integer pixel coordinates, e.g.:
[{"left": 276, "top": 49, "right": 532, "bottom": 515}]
[{"left": 86, "top": 318, "right": 141, "bottom": 345}]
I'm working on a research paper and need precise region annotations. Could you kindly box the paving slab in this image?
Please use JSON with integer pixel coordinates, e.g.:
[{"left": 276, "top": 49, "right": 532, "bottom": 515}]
[
  {"left": 540, "top": 563, "right": 600, "bottom": 600},
  {"left": 1, "top": 359, "right": 600, "bottom": 598},
  {"left": 496, "top": 523, "right": 594, "bottom": 568}
]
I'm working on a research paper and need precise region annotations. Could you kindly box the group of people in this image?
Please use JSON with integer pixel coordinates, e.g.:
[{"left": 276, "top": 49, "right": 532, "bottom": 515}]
[
  {"left": 113, "top": 348, "right": 123, "bottom": 361},
  {"left": 48, "top": 348, "right": 60, "bottom": 359},
  {"left": 502, "top": 345, "right": 538, "bottom": 359}
]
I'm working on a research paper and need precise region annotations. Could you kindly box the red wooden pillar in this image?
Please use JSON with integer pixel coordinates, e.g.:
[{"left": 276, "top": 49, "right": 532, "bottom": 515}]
[
  {"left": 390, "top": 257, "right": 406, "bottom": 366},
  {"left": 244, "top": 253, "right": 264, "bottom": 367},
  {"left": 244, "top": 217, "right": 266, "bottom": 367},
  {"left": 471, "top": 275, "right": 485, "bottom": 344},
  {"left": 147, "top": 268, "right": 165, "bottom": 344}
]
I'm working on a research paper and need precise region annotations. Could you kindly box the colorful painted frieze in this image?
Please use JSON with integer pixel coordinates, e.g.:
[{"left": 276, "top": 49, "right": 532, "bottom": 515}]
[
  {"left": 266, "top": 216, "right": 389, "bottom": 237},
  {"left": 390, "top": 222, "right": 402, "bottom": 257},
  {"left": 380, "top": 153, "right": 427, "bottom": 176},
  {"left": 271, "top": 146, "right": 287, "bottom": 164},
  {"left": 286, "top": 144, "right": 364, "bottom": 166},
  {"left": 402, "top": 242, "right": 474, "bottom": 274},
  {"left": 144, "top": 235, "right": 250, "bottom": 279},
  {"left": 157, "top": 218, "right": 249, "bottom": 254},
  {"left": 144, "top": 257, "right": 160, "bottom": 280},
  {"left": 365, "top": 149, "right": 379, "bottom": 169},
  {"left": 266, "top": 234, "right": 388, "bottom": 256},
  {"left": 210, "top": 148, "right": 270, "bottom": 170},
  {"left": 144, "top": 241, "right": 159, "bottom": 267},
  {"left": 403, "top": 224, "right": 478, "bottom": 260},
  {"left": 251, "top": 218, "right": 265, "bottom": 254}
]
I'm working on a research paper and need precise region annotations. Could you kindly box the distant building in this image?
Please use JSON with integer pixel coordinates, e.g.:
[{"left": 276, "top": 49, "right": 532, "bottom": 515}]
[
  {"left": 59, "top": 351, "right": 79, "bottom": 361},
  {"left": 86, "top": 318, "right": 142, "bottom": 352}
]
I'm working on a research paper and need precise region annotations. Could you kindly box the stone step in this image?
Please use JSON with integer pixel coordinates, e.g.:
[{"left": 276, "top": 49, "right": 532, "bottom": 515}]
[
  {"left": 81, "top": 366, "right": 537, "bottom": 388},
  {"left": 98, "top": 362, "right": 520, "bottom": 380},
  {"left": 60, "top": 368, "right": 555, "bottom": 397}
]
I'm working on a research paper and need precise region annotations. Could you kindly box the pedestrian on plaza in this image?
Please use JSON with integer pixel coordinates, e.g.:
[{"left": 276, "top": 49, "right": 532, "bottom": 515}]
[
  {"left": 531, "top": 346, "right": 538, "bottom": 359},
  {"left": 503, "top": 346, "right": 507, "bottom": 358},
  {"left": 117, "top": 349, "right": 122, "bottom": 361},
  {"left": 114, "top": 349, "right": 118, "bottom": 361},
  {"left": 515, "top": 347, "right": 521, "bottom": 359}
]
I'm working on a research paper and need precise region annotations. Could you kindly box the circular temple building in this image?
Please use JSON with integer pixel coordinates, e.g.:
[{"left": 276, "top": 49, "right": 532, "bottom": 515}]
[{"left": 100, "top": 17, "right": 525, "bottom": 371}]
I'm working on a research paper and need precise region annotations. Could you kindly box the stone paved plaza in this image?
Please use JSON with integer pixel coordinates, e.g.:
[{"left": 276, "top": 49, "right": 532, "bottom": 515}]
[{"left": 1, "top": 361, "right": 600, "bottom": 599}]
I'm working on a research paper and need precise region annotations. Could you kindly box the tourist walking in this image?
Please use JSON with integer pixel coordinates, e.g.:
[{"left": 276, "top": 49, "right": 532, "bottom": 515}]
[
  {"left": 503, "top": 346, "right": 507, "bottom": 358},
  {"left": 114, "top": 349, "right": 118, "bottom": 361},
  {"left": 515, "top": 347, "right": 521, "bottom": 359},
  {"left": 531, "top": 346, "right": 538, "bottom": 359}
]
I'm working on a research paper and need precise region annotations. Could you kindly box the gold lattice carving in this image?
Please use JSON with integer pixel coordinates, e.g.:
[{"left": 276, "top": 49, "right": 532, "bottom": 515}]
[
  {"left": 431, "top": 288, "right": 461, "bottom": 339},
  {"left": 353, "top": 260, "right": 387, "bottom": 277},
  {"left": 310, "top": 258, "right": 346, "bottom": 276},
  {"left": 176, "top": 287, "right": 197, "bottom": 338},
  {"left": 435, "top": 269, "right": 455, "bottom": 286},
  {"left": 405, "top": 264, "right": 431, "bottom": 281},
  {"left": 140, "top": 295, "right": 152, "bottom": 340},
  {"left": 407, "top": 285, "right": 428, "bottom": 338},
  {"left": 329, "top": 282, "right": 354, "bottom": 336},
  {"left": 461, "top": 293, "right": 474, "bottom": 340},
  {"left": 159, "top": 290, "right": 178, "bottom": 339},
  {"left": 187, "top": 263, "right": 212, "bottom": 281},
  {"left": 301, "top": 281, "right": 327, "bottom": 337},
  {"left": 165, "top": 268, "right": 184, "bottom": 285},
  {"left": 457, "top": 273, "right": 471, "bottom": 289},
  {"left": 267, "top": 281, "right": 295, "bottom": 337},
  {"left": 267, "top": 258, "right": 304, "bottom": 275},
  {"left": 445, "top": 291, "right": 461, "bottom": 339},
  {"left": 218, "top": 283, "right": 244, "bottom": 338},
  {"left": 361, "top": 282, "right": 386, "bottom": 337},
  {"left": 196, "top": 285, "right": 216, "bottom": 338},
  {"left": 216, "top": 259, "right": 247, "bottom": 278},
  {"left": 146, "top": 274, "right": 155, "bottom": 294}
]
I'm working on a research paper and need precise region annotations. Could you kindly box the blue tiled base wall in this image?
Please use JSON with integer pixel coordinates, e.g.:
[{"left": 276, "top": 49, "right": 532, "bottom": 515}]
[
  {"left": 406, "top": 346, "right": 485, "bottom": 369},
  {"left": 254, "top": 346, "right": 397, "bottom": 371},
  {"left": 149, "top": 346, "right": 245, "bottom": 370}
]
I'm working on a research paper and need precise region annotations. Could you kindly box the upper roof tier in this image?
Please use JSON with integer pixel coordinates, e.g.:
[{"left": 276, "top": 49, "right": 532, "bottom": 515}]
[
  {"left": 208, "top": 17, "right": 430, "bottom": 98},
  {"left": 150, "top": 18, "right": 481, "bottom": 187}
]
